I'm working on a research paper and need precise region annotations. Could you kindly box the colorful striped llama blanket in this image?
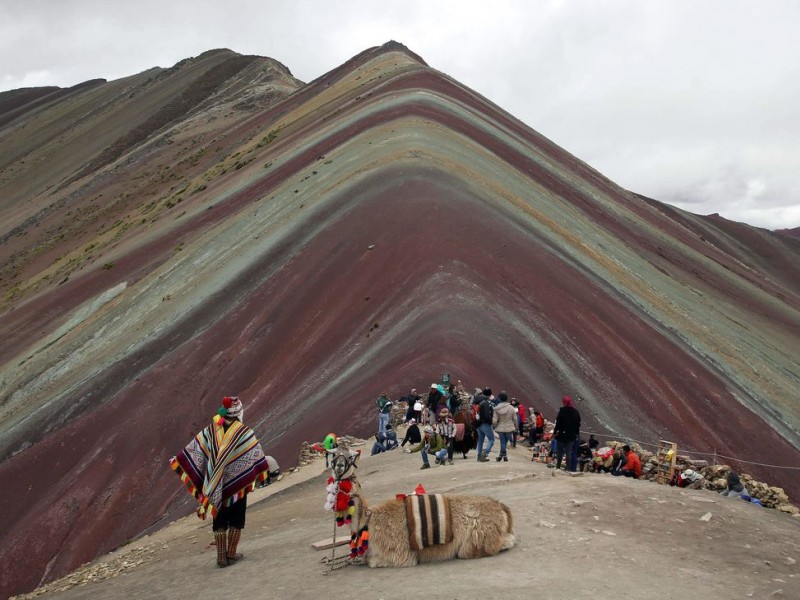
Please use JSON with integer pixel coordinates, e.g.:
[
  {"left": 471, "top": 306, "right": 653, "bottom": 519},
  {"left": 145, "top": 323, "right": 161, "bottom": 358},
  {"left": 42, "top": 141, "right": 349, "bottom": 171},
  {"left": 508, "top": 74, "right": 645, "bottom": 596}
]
[
  {"left": 170, "top": 419, "right": 270, "bottom": 520},
  {"left": 405, "top": 494, "right": 453, "bottom": 551}
]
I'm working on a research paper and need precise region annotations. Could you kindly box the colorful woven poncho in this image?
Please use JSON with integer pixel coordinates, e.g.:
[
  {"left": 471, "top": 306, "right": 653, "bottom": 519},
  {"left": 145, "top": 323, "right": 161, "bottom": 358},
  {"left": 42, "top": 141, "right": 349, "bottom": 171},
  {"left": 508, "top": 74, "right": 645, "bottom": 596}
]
[{"left": 170, "top": 419, "right": 270, "bottom": 520}]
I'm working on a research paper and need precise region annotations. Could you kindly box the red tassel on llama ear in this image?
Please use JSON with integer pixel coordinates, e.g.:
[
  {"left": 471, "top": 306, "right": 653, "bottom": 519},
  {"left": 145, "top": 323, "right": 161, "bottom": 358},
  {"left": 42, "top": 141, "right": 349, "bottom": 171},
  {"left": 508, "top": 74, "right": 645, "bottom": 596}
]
[
  {"left": 223, "top": 396, "right": 234, "bottom": 409},
  {"left": 415, "top": 483, "right": 426, "bottom": 495}
]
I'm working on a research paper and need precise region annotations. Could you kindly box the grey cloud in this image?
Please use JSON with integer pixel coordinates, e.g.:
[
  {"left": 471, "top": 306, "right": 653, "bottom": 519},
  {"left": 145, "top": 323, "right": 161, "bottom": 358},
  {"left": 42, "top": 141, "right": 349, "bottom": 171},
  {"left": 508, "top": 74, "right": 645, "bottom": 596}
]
[{"left": 1, "top": 0, "right": 798, "bottom": 228}]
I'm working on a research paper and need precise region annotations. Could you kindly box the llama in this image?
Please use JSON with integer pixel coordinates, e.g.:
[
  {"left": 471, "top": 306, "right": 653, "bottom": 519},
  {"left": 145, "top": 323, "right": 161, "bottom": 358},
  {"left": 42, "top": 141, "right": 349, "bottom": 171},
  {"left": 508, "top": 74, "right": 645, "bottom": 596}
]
[
  {"left": 326, "top": 448, "right": 515, "bottom": 567},
  {"left": 452, "top": 406, "right": 477, "bottom": 459}
]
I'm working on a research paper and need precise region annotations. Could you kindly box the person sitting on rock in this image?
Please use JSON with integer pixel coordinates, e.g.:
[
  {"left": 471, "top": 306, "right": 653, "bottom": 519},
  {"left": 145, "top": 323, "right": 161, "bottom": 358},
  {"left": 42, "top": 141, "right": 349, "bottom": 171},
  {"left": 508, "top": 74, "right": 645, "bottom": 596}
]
[
  {"left": 401, "top": 418, "right": 422, "bottom": 447},
  {"left": 720, "top": 471, "right": 749, "bottom": 499},
  {"left": 406, "top": 425, "right": 447, "bottom": 469},
  {"left": 371, "top": 425, "right": 399, "bottom": 455},
  {"left": 677, "top": 468, "right": 705, "bottom": 490},
  {"left": 577, "top": 438, "right": 593, "bottom": 472},
  {"left": 613, "top": 444, "right": 642, "bottom": 478},
  {"left": 529, "top": 410, "right": 545, "bottom": 445}
]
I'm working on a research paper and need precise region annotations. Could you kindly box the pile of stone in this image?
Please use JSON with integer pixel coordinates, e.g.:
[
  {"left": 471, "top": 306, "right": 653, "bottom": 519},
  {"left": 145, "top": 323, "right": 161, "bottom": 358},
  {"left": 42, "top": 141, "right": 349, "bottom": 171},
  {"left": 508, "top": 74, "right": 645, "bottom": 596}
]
[
  {"left": 12, "top": 540, "right": 163, "bottom": 599},
  {"left": 389, "top": 401, "right": 408, "bottom": 429},
  {"left": 698, "top": 464, "right": 799, "bottom": 516},
  {"left": 296, "top": 435, "right": 365, "bottom": 467},
  {"left": 627, "top": 445, "right": 800, "bottom": 519}
]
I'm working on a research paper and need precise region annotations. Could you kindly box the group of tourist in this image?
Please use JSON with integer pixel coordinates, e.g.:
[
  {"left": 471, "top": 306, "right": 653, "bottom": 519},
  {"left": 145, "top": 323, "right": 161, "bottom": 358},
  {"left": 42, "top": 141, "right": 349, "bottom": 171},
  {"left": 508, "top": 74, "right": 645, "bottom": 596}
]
[
  {"left": 168, "top": 386, "right": 756, "bottom": 571},
  {"left": 369, "top": 383, "right": 656, "bottom": 481},
  {"left": 370, "top": 382, "right": 588, "bottom": 471}
]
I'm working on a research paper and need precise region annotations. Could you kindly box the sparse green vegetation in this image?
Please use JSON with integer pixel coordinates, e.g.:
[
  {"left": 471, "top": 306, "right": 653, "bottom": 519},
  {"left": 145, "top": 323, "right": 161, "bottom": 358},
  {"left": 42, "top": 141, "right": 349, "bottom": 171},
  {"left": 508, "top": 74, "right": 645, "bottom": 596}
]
[
  {"left": 102, "top": 262, "right": 114, "bottom": 270},
  {"left": 257, "top": 130, "right": 279, "bottom": 147}
]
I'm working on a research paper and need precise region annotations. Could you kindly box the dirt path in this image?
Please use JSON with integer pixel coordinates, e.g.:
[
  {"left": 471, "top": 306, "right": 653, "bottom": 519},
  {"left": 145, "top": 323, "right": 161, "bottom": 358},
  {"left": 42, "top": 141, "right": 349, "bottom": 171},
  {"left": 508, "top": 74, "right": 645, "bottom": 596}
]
[{"left": 17, "top": 442, "right": 800, "bottom": 600}]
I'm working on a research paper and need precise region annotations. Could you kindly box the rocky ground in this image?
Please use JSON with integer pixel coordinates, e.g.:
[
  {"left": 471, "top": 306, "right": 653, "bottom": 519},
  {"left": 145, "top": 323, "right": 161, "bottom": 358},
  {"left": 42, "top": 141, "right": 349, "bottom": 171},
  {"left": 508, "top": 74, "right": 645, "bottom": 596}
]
[{"left": 13, "top": 430, "right": 799, "bottom": 600}]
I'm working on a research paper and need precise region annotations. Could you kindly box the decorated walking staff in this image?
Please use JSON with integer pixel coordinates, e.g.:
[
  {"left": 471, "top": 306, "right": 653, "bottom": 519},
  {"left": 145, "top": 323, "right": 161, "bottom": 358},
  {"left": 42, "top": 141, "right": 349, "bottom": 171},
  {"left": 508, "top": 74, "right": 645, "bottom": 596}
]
[{"left": 321, "top": 447, "right": 365, "bottom": 573}]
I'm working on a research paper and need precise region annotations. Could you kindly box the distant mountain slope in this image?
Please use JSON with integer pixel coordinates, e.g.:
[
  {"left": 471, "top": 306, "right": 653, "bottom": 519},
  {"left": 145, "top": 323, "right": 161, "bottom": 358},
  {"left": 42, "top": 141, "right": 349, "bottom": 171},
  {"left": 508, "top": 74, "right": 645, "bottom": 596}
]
[{"left": 1, "top": 41, "right": 799, "bottom": 598}]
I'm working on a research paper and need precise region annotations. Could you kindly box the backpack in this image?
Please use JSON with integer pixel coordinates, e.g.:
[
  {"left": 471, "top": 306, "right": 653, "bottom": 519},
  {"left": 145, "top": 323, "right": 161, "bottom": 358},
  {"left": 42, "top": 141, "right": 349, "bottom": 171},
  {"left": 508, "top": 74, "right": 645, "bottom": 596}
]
[{"left": 478, "top": 400, "right": 493, "bottom": 424}]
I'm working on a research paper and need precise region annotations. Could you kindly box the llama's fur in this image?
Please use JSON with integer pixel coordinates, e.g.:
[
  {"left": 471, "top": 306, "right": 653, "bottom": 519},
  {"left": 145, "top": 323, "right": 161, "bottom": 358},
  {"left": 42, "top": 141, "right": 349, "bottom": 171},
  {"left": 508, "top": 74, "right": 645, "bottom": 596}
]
[
  {"left": 352, "top": 494, "right": 515, "bottom": 567},
  {"left": 452, "top": 409, "right": 477, "bottom": 459}
]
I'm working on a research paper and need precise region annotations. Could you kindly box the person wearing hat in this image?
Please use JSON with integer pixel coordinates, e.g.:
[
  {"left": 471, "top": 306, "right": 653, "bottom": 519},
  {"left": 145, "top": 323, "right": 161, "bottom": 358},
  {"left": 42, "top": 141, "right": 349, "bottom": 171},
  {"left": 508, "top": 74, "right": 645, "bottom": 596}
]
[
  {"left": 406, "top": 425, "right": 447, "bottom": 469},
  {"left": 436, "top": 408, "right": 456, "bottom": 465},
  {"left": 677, "top": 468, "right": 705, "bottom": 490},
  {"left": 170, "top": 396, "right": 270, "bottom": 568},
  {"left": 323, "top": 432, "right": 338, "bottom": 467},
  {"left": 553, "top": 396, "right": 581, "bottom": 472},
  {"left": 425, "top": 384, "right": 443, "bottom": 424}
]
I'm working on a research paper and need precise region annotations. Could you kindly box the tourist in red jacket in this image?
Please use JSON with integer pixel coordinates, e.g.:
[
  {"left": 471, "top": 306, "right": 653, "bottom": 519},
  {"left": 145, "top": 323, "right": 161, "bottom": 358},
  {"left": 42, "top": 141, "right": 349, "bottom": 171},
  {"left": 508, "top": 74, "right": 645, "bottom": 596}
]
[{"left": 613, "top": 445, "right": 642, "bottom": 479}]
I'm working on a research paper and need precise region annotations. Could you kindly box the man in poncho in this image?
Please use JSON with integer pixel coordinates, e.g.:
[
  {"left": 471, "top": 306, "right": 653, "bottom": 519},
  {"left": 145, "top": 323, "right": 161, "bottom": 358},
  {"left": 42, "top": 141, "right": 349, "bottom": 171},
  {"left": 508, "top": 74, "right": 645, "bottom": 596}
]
[{"left": 170, "top": 395, "right": 270, "bottom": 568}]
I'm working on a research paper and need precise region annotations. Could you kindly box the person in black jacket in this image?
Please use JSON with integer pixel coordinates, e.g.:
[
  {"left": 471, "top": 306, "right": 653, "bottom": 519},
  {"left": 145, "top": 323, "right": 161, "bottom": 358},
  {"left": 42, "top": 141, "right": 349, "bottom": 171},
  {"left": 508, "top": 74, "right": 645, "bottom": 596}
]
[
  {"left": 420, "top": 384, "right": 442, "bottom": 424},
  {"left": 473, "top": 389, "right": 495, "bottom": 462},
  {"left": 553, "top": 395, "right": 581, "bottom": 472},
  {"left": 401, "top": 419, "right": 422, "bottom": 447}
]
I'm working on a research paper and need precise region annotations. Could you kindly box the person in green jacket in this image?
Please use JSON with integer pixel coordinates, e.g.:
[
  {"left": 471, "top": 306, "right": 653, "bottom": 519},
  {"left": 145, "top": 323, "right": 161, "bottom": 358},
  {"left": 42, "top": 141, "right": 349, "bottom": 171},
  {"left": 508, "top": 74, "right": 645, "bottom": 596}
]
[
  {"left": 375, "top": 392, "right": 393, "bottom": 433},
  {"left": 406, "top": 425, "right": 447, "bottom": 469},
  {"left": 323, "top": 432, "right": 338, "bottom": 468}
]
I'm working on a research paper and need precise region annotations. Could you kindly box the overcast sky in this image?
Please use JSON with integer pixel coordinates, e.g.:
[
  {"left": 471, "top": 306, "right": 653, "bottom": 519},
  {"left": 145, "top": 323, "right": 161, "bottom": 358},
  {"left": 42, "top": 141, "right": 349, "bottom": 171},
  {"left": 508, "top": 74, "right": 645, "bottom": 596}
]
[{"left": 2, "top": 0, "right": 799, "bottom": 229}]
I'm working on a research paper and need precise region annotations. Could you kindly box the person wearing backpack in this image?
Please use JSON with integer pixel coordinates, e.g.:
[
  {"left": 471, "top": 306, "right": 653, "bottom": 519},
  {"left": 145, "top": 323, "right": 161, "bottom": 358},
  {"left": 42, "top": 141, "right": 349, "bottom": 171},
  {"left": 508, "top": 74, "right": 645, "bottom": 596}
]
[{"left": 472, "top": 388, "right": 495, "bottom": 462}]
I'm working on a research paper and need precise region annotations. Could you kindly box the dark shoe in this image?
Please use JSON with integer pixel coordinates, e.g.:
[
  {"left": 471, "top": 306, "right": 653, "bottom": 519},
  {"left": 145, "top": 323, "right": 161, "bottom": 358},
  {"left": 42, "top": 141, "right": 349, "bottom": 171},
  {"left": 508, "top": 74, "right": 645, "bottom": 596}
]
[
  {"left": 420, "top": 463, "right": 430, "bottom": 470},
  {"left": 496, "top": 455, "right": 503, "bottom": 462},
  {"left": 503, "top": 455, "right": 508, "bottom": 462},
  {"left": 226, "top": 553, "right": 244, "bottom": 565}
]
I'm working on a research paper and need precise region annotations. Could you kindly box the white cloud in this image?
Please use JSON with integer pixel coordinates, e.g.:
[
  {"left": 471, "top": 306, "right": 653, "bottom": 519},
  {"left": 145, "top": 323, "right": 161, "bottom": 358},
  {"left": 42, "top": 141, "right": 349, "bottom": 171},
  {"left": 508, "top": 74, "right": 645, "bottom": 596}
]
[{"left": 1, "top": 0, "right": 798, "bottom": 228}]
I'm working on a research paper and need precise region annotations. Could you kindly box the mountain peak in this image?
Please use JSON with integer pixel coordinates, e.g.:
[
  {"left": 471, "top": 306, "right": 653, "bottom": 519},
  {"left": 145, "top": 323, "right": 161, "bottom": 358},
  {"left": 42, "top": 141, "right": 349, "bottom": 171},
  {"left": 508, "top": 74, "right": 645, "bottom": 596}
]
[{"left": 2, "top": 43, "right": 799, "bottom": 599}]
